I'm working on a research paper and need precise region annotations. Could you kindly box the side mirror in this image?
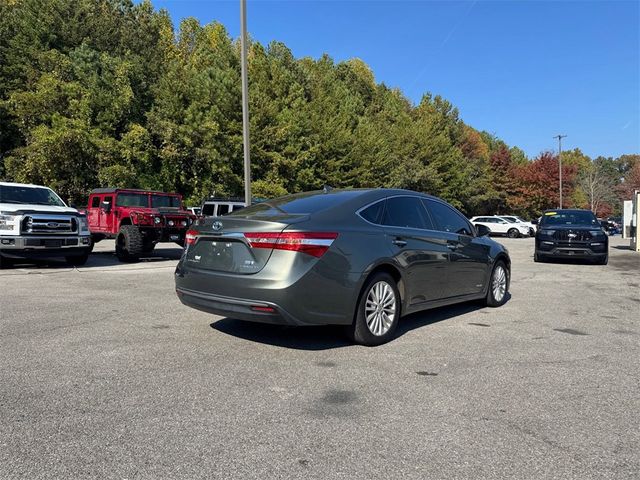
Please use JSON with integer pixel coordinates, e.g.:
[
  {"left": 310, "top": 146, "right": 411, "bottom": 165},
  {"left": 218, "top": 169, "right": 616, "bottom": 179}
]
[
  {"left": 475, "top": 224, "right": 491, "bottom": 237},
  {"left": 102, "top": 201, "right": 112, "bottom": 213},
  {"left": 531, "top": 218, "right": 539, "bottom": 225}
]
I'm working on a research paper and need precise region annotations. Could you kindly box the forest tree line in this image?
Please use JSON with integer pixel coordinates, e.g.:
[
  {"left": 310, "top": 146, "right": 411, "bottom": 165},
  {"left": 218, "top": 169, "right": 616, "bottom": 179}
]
[{"left": 1, "top": 0, "right": 638, "bottom": 216}]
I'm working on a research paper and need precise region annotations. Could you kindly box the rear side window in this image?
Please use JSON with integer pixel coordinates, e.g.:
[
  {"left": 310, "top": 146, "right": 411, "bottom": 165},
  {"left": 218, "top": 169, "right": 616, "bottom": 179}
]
[
  {"left": 382, "top": 196, "right": 434, "bottom": 230},
  {"left": 230, "top": 191, "right": 363, "bottom": 216},
  {"left": 202, "top": 204, "right": 215, "bottom": 216},
  {"left": 359, "top": 200, "right": 385, "bottom": 224},
  {"left": 423, "top": 199, "right": 473, "bottom": 236},
  {"left": 218, "top": 204, "right": 230, "bottom": 216},
  {"left": 91, "top": 196, "right": 101, "bottom": 208}
]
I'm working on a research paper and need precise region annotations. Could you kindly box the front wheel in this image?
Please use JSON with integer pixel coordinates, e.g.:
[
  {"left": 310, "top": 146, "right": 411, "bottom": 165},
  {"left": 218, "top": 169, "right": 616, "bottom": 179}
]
[
  {"left": 66, "top": 252, "right": 90, "bottom": 266},
  {"left": 348, "top": 272, "right": 400, "bottom": 346},
  {"left": 115, "top": 225, "right": 144, "bottom": 262},
  {"left": 507, "top": 228, "right": 520, "bottom": 238},
  {"left": 595, "top": 255, "right": 608, "bottom": 265},
  {"left": 485, "top": 260, "right": 509, "bottom": 307}
]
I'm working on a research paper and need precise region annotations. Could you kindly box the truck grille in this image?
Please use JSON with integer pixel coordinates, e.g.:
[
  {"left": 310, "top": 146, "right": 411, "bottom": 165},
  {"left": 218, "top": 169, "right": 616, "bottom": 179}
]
[
  {"left": 553, "top": 229, "right": 591, "bottom": 242},
  {"left": 21, "top": 215, "right": 78, "bottom": 235}
]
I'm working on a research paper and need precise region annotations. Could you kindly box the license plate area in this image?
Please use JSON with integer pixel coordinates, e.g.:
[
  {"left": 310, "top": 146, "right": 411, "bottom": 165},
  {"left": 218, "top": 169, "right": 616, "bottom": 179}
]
[
  {"left": 185, "top": 238, "right": 264, "bottom": 274},
  {"left": 44, "top": 239, "right": 62, "bottom": 248}
]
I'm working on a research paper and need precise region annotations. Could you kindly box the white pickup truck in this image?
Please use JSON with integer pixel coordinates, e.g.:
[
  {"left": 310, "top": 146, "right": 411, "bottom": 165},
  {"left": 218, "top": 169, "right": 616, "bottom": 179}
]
[{"left": 0, "top": 181, "right": 92, "bottom": 267}]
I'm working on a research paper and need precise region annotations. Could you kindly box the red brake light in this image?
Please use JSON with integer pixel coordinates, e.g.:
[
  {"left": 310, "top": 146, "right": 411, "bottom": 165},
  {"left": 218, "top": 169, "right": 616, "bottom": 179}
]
[
  {"left": 244, "top": 232, "right": 338, "bottom": 258},
  {"left": 185, "top": 229, "right": 198, "bottom": 246}
]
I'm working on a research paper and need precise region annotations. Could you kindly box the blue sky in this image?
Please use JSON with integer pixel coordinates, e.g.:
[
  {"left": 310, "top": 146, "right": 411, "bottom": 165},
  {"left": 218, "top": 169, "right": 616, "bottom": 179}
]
[{"left": 152, "top": 0, "right": 639, "bottom": 159}]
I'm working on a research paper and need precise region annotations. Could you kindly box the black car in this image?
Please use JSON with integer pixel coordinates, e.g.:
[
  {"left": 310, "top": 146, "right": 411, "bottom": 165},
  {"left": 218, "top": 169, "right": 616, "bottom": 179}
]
[{"left": 534, "top": 209, "right": 608, "bottom": 264}]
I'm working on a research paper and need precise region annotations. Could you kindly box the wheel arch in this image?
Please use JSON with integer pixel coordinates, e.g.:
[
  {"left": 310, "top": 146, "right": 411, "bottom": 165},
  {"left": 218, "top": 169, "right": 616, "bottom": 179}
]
[{"left": 352, "top": 262, "right": 406, "bottom": 323}]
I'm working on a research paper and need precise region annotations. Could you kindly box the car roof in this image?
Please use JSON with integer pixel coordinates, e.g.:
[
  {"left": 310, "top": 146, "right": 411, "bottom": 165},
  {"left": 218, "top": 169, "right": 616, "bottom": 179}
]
[
  {"left": 0, "top": 181, "right": 53, "bottom": 189},
  {"left": 91, "top": 188, "right": 180, "bottom": 195}
]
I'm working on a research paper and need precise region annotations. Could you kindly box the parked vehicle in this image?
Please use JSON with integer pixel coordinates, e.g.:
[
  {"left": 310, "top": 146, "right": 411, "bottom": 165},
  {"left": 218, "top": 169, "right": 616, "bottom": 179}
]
[
  {"left": 469, "top": 216, "right": 531, "bottom": 238},
  {"left": 0, "top": 182, "right": 92, "bottom": 267},
  {"left": 85, "top": 188, "right": 196, "bottom": 262},
  {"left": 201, "top": 197, "right": 246, "bottom": 217},
  {"left": 535, "top": 209, "right": 608, "bottom": 264},
  {"left": 175, "top": 189, "right": 511, "bottom": 346},
  {"left": 499, "top": 215, "right": 536, "bottom": 235}
]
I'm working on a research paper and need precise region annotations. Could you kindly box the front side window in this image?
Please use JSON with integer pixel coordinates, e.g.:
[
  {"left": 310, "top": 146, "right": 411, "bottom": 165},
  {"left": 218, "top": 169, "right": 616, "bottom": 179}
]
[
  {"left": 0, "top": 185, "right": 66, "bottom": 207},
  {"left": 381, "top": 196, "right": 433, "bottom": 230},
  {"left": 218, "top": 204, "right": 230, "bottom": 216},
  {"left": 91, "top": 196, "right": 101, "bottom": 208},
  {"left": 423, "top": 199, "right": 473, "bottom": 236}
]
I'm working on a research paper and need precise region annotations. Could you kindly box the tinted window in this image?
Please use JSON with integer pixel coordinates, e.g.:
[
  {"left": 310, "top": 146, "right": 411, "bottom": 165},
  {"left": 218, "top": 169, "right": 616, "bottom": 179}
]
[
  {"left": 359, "top": 200, "right": 385, "bottom": 224},
  {"left": 103, "top": 196, "right": 113, "bottom": 205},
  {"left": 0, "top": 185, "right": 66, "bottom": 207},
  {"left": 151, "top": 195, "right": 181, "bottom": 208},
  {"left": 116, "top": 193, "right": 148, "bottom": 207},
  {"left": 202, "top": 204, "right": 215, "bottom": 216},
  {"left": 540, "top": 211, "right": 599, "bottom": 227},
  {"left": 91, "top": 196, "right": 101, "bottom": 208},
  {"left": 229, "top": 191, "right": 363, "bottom": 217},
  {"left": 423, "top": 199, "right": 473, "bottom": 236},
  {"left": 382, "top": 197, "right": 433, "bottom": 230},
  {"left": 218, "top": 204, "right": 230, "bottom": 216}
]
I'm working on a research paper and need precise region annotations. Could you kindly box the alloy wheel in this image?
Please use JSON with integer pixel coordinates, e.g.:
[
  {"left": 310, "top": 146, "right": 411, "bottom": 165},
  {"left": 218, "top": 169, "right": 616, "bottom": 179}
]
[
  {"left": 492, "top": 265, "right": 507, "bottom": 302},
  {"left": 364, "top": 281, "right": 397, "bottom": 336}
]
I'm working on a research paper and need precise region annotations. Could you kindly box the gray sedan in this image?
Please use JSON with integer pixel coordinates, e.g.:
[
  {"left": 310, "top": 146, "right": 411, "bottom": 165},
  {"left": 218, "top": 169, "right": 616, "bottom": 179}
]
[{"left": 175, "top": 189, "right": 510, "bottom": 346}]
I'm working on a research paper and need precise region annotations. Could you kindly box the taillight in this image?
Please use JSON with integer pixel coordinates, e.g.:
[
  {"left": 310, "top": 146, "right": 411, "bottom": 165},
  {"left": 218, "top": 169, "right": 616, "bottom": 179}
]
[
  {"left": 244, "top": 232, "right": 338, "bottom": 258},
  {"left": 185, "top": 229, "right": 198, "bottom": 246}
]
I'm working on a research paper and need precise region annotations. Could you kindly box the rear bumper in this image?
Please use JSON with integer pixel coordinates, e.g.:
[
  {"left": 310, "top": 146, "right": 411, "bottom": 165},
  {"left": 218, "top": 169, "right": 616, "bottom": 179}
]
[{"left": 176, "top": 287, "right": 314, "bottom": 326}]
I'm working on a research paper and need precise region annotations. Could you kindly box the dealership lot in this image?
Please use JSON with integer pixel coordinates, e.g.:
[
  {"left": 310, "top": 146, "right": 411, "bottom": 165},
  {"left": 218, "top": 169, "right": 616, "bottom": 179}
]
[{"left": 1, "top": 237, "right": 639, "bottom": 479}]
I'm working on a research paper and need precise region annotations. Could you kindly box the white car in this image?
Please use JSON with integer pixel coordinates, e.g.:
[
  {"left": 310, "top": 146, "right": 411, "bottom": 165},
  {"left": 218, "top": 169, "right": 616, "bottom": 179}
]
[
  {"left": 499, "top": 215, "right": 537, "bottom": 235},
  {"left": 470, "top": 216, "right": 531, "bottom": 238}
]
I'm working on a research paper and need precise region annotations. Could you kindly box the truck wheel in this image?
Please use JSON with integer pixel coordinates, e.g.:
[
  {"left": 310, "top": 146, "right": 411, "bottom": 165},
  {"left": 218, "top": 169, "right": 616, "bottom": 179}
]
[
  {"left": 507, "top": 228, "right": 520, "bottom": 238},
  {"left": 66, "top": 252, "right": 89, "bottom": 266},
  {"left": 116, "top": 225, "right": 144, "bottom": 262},
  {"left": 0, "top": 254, "right": 11, "bottom": 269}
]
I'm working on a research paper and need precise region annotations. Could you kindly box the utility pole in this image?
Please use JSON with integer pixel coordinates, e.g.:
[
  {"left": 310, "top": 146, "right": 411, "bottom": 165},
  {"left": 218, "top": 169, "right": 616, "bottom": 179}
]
[
  {"left": 553, "top": 134, "right": 567, "bottom": 208},
  {"left": 240, "top": 0, "right": 251, "bottom": 206}
]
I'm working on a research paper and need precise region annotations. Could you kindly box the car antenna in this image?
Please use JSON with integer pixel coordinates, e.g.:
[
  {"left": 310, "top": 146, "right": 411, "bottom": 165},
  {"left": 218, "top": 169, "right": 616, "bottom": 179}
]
[{"left": 323, "top": 184, "right": 333, "bottom": 194}]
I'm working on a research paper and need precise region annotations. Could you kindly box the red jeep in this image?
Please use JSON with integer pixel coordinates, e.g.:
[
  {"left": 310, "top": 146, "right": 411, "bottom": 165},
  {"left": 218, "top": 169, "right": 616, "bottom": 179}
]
[{"left": 86, "top": 188, "right": 196, "bottom": 261}]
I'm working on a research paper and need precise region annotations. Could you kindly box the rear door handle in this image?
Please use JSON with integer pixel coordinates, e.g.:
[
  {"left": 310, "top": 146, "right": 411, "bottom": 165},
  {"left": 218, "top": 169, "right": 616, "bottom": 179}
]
[{"left": 392, "top": 238, "right": 407, "bottom": 247}]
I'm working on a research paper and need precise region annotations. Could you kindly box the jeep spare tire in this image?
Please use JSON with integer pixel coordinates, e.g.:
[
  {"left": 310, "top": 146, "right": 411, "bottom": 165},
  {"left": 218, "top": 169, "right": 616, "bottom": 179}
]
[{"left": 116, "top": 225, "right": 144, "bottom": 262}]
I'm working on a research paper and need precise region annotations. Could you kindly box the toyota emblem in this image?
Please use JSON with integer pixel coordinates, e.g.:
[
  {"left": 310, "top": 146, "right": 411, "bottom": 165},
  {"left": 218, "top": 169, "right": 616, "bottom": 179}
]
[{"left": 212, "top": 221, "right": 223, "bottom": 231}]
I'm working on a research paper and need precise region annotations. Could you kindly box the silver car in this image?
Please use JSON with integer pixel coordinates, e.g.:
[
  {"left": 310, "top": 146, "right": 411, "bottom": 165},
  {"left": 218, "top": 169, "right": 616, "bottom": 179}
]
[{"left": 175, "top": 189, "right": 510, "bottom": 346}]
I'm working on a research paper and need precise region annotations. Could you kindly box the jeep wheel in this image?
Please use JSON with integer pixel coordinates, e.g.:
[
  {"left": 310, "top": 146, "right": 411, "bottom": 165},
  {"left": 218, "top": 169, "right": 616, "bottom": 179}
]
[
  {"left": 66, "top": 252, "right": 89, "bottom": 266},
  {"left": 116, "top": 225, "right": 144, "bottom": 262}
]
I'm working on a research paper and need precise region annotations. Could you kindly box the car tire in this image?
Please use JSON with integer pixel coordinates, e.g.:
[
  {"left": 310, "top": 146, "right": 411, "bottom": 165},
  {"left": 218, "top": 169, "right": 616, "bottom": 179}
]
[
  {"left": 0, "top": 254, "right": 11, "bottom": 269},
  {"left": 507, "top": 228, "right": 520, "bottom": 238},
  {"left": 485, "top": 260, "right": 509, "bottom": 307},
  {"left": 348, "top": 272, "right": 400, "bottom": 346},
  {"left": 595, "top": 255, "right": 608, "bottom": 265},
  {"left": 116, "top": 225, "right": 144, "bottom": 262},
  {"left": 66, "top": 252, "right": 90, "bottom": 266}
]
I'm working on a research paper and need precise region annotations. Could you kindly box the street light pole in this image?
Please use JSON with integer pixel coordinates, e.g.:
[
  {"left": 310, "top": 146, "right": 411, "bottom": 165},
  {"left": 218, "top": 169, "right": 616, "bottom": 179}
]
[
  {"left": 240, "top": 0, "right": 251, "bottom": 206},
  {"left": 553, "top": 134, "right": 567, "bottom": 208}
]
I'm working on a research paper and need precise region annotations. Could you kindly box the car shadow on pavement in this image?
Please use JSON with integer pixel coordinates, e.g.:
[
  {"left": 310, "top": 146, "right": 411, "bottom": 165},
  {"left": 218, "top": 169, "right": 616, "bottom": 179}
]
[
  {"left": 2, "top": 247, "right": 183, "bottom": 271},
  {"left": 209, "top": 298, "right": 498, "bottom": 350}
]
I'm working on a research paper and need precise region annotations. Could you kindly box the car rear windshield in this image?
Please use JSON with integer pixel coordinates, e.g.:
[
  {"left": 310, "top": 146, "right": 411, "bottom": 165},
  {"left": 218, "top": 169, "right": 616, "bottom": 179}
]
[
  {"left": 152, "top": 195, "right": 181, "bottom": 208},
  {"left": 541, "top": 211, "right": 599, "bottom": 227},
  {"left": 0, "top": 185, "right": 66, "bottom": 206},
  {"left": 229, "top": 191, "right": 363, "bottom": 216}
]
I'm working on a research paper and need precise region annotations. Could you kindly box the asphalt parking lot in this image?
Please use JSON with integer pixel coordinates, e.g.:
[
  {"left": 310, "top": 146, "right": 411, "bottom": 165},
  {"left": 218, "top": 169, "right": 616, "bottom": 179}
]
[{"left": 1, "top": 236, "right": 639, "bottom": 479}]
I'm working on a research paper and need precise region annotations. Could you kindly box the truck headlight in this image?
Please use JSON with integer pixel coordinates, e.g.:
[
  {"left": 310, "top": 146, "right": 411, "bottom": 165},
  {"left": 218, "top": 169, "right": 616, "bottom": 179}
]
[
  {"left": 78, "top": 216, "right": 89, "bottom": 232},
  {"left": 168, "top": 220, "right": 175, "bottom": 227},
  {"left": 154, "top": 216, "right": 161, "bottom": 224}
]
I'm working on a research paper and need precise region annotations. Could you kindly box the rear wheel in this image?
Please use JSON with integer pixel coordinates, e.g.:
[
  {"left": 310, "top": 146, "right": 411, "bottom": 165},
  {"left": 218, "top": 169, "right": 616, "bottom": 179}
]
[
  {"left": 485, "top": 260, "right": 509, "bottom": 307},
  {"left": 348, "top": 272, "right": 400, "bottom": 346},
  {"left": 507, "top": 228, "right": 520, "bottom": 238},
  {"left": 115, "top": 225, "right": 144, "bottom": 262}
]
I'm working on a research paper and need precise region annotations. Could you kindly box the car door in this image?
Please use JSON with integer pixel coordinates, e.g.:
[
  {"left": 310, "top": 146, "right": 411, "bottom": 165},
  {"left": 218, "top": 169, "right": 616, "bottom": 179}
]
[
  {"left": 100, "top": 195, "right": 114, "bottom": 232},
  {"left": 88, "top": 195, "right": 101, "bottom": 231},
  {"left": 380, "top": 196, "right": 450, "bottom": 305},
  {"left": 492, "top": 218, "right": 510, "bottom": 234},
  {"left": 423, "top": 199, "right": 490, "bottom": 297}
]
